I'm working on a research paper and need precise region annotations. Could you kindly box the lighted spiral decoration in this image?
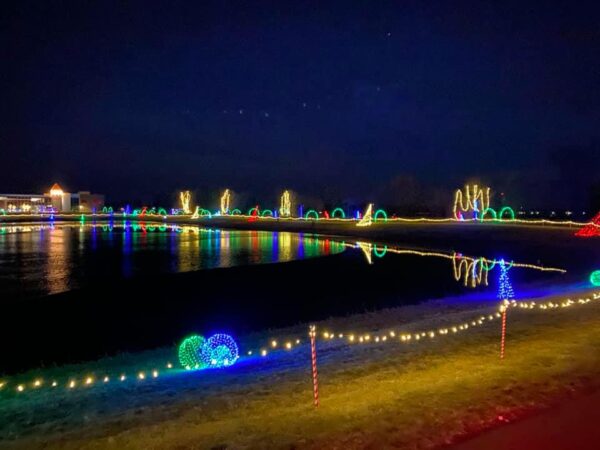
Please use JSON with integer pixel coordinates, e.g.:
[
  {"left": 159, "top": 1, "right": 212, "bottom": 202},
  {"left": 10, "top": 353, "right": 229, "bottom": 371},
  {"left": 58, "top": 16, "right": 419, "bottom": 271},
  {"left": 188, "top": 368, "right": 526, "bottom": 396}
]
[
  {"left": 178, "top": 333, "right": 239, "bottom": 370},
  {"left": 178, "top": 335, "right": 207, "bottom": 370},
  {"left": 200, "top": 334, "right": 239, "bottom": 368}
]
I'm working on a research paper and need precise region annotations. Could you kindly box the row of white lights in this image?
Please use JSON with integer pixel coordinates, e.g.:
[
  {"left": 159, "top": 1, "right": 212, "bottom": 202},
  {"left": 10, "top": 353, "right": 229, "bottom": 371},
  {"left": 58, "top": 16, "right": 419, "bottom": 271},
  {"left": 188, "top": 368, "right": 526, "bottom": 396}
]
[{"left": 3, "top": 291, "right": 598, "bottom": 395}]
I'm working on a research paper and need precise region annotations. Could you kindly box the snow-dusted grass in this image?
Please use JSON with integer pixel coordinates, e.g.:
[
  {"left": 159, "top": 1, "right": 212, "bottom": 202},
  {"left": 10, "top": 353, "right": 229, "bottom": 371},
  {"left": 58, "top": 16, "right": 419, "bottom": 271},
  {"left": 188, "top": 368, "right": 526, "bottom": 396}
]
[{"left": 1, "top": 290, "right": 599, "bottom": 449}]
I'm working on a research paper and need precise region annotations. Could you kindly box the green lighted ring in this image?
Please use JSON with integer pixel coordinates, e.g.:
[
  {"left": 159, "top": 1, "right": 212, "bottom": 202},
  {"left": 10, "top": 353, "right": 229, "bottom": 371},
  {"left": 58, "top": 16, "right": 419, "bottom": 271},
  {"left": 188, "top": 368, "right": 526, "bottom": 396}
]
[{"left": 591, "top": 270, "right": 600, "bottom": 287}]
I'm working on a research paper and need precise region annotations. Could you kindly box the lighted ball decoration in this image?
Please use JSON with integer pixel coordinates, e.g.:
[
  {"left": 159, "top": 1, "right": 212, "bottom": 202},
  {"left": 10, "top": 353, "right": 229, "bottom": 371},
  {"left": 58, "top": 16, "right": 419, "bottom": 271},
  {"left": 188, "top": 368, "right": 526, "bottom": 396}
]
[
  {"left": 178, "top": 335, "right": 206, "bottom": 370},
  {"left": 200, "top": 334, "right": 239, "bottom": 368},
  {"left": 591, "top": 270, "right": 600, "bottom": 287}
]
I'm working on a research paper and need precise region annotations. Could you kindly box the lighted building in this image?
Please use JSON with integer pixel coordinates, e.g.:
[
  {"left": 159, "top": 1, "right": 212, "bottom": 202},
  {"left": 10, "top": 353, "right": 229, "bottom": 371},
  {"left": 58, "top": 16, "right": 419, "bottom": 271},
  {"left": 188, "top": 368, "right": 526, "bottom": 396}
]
[{"left": 0, "top": 183, "right": 104, "bottom": 213}]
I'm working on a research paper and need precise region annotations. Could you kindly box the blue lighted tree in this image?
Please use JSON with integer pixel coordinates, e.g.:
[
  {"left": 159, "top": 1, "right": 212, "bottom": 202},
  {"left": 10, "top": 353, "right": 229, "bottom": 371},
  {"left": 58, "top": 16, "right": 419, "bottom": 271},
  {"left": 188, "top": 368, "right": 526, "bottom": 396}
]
[{"left": 498, "top": 260, "right": 515, "bottom": 300}]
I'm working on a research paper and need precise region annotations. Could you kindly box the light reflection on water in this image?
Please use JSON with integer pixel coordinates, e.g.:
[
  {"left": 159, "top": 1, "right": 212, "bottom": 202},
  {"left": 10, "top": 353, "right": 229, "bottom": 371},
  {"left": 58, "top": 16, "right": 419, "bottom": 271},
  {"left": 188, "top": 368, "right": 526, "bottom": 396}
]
[
  {"left": 0, "top": 222, "right": 567, "bottom": 302},
  {"left": 0, "top": 222, "right": 345, "bottom": 299}
]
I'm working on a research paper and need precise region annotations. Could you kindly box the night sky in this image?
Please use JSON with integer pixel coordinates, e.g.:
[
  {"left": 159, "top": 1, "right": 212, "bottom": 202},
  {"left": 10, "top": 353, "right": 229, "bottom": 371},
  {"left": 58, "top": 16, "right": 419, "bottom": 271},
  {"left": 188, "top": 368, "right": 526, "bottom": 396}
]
[{"left": 2, "top": 1, "right": 599, "bottom": 210}]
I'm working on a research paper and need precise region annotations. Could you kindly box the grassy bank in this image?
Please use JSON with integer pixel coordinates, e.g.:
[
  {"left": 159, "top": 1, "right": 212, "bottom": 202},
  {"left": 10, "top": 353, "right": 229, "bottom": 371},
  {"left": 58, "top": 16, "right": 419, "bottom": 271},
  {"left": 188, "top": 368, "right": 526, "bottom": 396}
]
[{"left": 1, "top": 289, "right": 599, "bottom": 449}]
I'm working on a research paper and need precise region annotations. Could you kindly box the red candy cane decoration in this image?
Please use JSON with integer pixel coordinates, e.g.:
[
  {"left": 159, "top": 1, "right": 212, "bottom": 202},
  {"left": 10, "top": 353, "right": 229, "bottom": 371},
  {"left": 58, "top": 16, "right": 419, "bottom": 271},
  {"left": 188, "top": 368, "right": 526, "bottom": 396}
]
[
  {"left": 500, "top": 302, "right": 508, "bottom": 359},
  {"left": 309, "top": 325, "right": 319, "bottom": 407}
]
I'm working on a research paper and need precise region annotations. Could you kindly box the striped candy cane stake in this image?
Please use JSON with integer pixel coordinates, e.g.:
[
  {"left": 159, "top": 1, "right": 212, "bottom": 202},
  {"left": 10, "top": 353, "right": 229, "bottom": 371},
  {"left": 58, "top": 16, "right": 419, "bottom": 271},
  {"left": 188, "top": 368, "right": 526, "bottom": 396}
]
[
  {"left": 309, "top": 325, "right": 319, "bottom": 407},
  {"left": 500, "top": 303, "right": 508, "bottom": 359}
]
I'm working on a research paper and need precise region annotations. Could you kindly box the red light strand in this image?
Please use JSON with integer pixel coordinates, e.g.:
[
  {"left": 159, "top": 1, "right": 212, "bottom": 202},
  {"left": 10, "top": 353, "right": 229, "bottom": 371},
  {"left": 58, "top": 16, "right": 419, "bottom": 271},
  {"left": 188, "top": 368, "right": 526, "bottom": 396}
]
[
  {"left": 500, "top": 308, "right": 507, "bottom": 359},
  {"left": 309, "top": 325, "right": 319, "bottom": 408},
  {"left": 575, "top": 211, "right": 600, "bottom": 237}
]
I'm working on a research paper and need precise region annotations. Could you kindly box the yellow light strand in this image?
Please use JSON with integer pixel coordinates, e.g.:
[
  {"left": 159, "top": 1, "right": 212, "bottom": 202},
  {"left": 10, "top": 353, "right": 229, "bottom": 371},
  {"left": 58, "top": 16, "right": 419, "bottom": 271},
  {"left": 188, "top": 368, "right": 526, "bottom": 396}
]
[
  {"left": 179, "top": 191, "right": 192, "bottom": 214},
  {"left": 279, "top": 190, "right": 291, "bottom": 217},
  {"left": 453, "top": 184, "right": 490, "bottom": 219},
  {"left": 356, "top": 204, "right": 373, "bottom": 227},
  {"left": 220, "top": 189, "right": 231, "bottom": 215}
]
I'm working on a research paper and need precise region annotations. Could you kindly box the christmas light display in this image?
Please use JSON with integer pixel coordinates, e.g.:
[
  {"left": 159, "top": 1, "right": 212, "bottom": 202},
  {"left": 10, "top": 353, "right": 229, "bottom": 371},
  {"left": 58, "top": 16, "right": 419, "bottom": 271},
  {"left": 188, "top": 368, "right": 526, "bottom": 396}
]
[
  {"left": 498, "top": 260, "right": 515, "bottom": 300},
  {"left": 220, "top": 189, "right": 231, "bottom": 215},
  {"left": 357, "top": 242, "right": 373, "bottom": 264},
  {"left": 7, "top": 290, "right": 599, "bottom": 396},
  {"left": 279, "top": 190, "right": 291, "bottom": 217},
  {"left": 261, "top": 209, "right": 274, "bottom": 217},
  {"left": 346, "top": 241, "right": 563, "bottom": 277},
  {"left": 180, "top": 191, "right": 192, "bottom": 214},
  {"left": 331, "top": 207, "right": 346, "bottom": 218},
  {"left": 309, "top": 325, "right": 319, "bottom": 407},
  {"left": 248, "top": 207, "right": 259, "bottom": 216},
  {"left": 374, "top": 209, "right": 388, "bottom": 222},
  {"left": 373, "top": 245, "right": 387, "bottom": 258},
  {"left": 453, "top": 184, "right": 490, "bottom": 220},
  {"left": 101, "top": 206, "right": 114, "bottom": 214},
  {"left": 157, "top": 208, "right": 168, "bottom": 216},
  {"left": 500, "top": 301, "right": 508, "bottom": 359},
  {"left": 178, "top": 335, "right": 206, "bottom": 370},
  {"left": 305, "top": 209, "right": 319, "bottom": 220},
  {"left": 504, "top": 291, "right": 600, "bottom": 311},
  {"left": 499, "top": 206, "right": 515, "bottom": 221},
  {"left": 200, "top": 334, "right": 239, "bottom": 368},
  {"left": 479, "top": 206, "right": 516, "bottom": 222},
  {"left": 349, "top": 243, "right": 562, "bottom": 288},
  {"left": 191, "top": 207, "right": 211, "bottom": 219},
  {"left": 356, "top": 204, "right": 373, "bottom": 227},
  {"left": 575, "top": 211, "right": 600, "bottom": 237},
  {"left": 480, "top": 207, "right": 497, "bottom": 221},
  {"left": 591, "top": 270, "right": 600, "bottom": 287},
  {"left": 452, "top": 255, "right": 489, "bottom": 288},
  {"left": 231, "top": 208, "right": 242, "bottom": 215}
]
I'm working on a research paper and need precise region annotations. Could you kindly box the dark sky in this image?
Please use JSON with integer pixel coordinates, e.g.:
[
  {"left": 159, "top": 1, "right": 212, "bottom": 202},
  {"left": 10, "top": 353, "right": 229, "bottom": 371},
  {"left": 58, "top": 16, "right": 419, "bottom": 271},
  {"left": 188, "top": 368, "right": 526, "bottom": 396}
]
[{"left": 2, "top": 0, "right": 599, "bottom": 209}]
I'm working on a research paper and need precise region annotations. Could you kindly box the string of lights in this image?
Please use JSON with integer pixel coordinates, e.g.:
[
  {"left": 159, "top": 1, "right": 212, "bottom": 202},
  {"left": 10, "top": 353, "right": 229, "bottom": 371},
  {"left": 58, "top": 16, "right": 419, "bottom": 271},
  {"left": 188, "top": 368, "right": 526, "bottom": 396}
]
[
  {"left": 575, "top": 211, "right": 600, "bottom": 237},
  {"left": 356, "top": 203, "right": 373, "bottom": 227},
  {"left": 3, "top": 290, "right": 598, "bottom": 396},
  {"left": 179, "top": 191, "right": 191, "bottom": 214},
  {"left": 504, "top": 291, "right": 600, "bottom": 311},
  {"left": 220, "top": 189, "right": 231, "bottom": 215},
  {"left": 3, "top": 210, "right": 600, "bottom": 231},
  {"left": 453, "top": 184, "right": 490, "bottom": 220},
  {"left": 344, "top": 242, "right": 566, "bottom": 283},
  {"left": 279, "top": 190, "right": 291, "bottom": 217}
]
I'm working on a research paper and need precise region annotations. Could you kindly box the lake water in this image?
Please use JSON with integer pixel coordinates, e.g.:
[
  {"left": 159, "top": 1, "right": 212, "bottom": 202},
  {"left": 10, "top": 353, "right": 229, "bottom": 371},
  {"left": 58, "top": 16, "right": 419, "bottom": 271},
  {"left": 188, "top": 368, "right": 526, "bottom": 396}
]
[
  {"left": 0, "top": 222, "right": 345, "bottom": 300},
  {"left": 0, "top": 221, "right": 573, "bottom": 373}
]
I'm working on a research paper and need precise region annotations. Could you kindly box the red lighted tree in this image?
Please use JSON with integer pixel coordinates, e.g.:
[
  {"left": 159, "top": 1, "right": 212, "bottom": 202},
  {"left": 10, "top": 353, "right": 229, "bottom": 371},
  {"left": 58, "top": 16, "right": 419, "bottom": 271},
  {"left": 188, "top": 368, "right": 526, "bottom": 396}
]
[{"left": 575, "top": 211, "right": 600, "bottom": 237}]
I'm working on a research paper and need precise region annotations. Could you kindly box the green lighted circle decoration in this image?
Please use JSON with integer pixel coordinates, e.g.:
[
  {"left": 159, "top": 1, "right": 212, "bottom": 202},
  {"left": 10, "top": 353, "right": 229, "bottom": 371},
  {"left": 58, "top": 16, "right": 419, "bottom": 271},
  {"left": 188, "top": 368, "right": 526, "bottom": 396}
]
[
  {"left": 331, "top": 207, "right": 346, "bottom": 219},
  {"left": 305, "top": 209, "right": 319, "bottom": 220},
  {"left": 499, "top": 206, "right": 515, "bottom": 221},
  {"left": 373, "top": 245, "right": 387, "bottom": 258},
  {"left": 178, "top": 335, "right": 207, "bottom": 370},
  {"left": 591, "top": 270, "right": 600, "bottom": 287},
  {"left": 373, "top": 209, "right": 388, "bottom": 222}
]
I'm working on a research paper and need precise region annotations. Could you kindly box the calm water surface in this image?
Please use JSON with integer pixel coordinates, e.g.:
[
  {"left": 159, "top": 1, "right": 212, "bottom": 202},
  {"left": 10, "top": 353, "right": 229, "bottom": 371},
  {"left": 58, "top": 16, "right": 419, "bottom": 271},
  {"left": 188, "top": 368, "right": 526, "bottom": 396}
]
[{"left": 0, "top": 222, "right": 344, "bottom": 300}]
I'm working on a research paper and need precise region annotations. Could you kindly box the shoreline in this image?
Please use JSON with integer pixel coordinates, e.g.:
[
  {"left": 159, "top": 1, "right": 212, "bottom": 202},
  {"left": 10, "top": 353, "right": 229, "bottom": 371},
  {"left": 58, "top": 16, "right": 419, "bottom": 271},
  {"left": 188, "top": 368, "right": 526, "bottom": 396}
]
[{"left": 1, "top": 287, "right": 599, "bottom": 448}]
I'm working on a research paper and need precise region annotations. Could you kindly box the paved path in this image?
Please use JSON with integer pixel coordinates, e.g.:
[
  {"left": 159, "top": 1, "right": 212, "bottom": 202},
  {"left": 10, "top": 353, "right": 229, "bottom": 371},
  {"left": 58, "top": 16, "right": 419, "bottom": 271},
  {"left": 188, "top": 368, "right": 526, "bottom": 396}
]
[{"left": 451, "top": 390, "right": 600, "bottom": 450}]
